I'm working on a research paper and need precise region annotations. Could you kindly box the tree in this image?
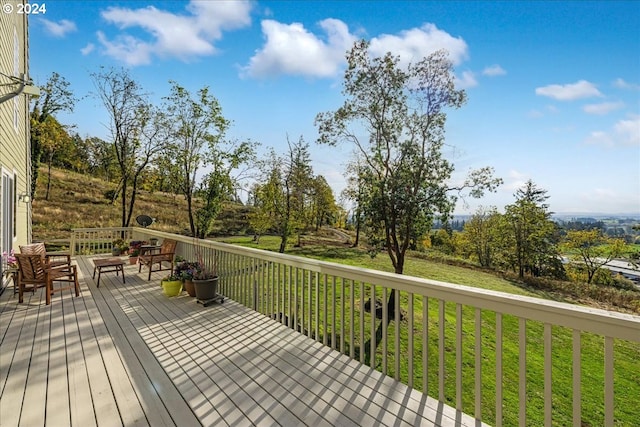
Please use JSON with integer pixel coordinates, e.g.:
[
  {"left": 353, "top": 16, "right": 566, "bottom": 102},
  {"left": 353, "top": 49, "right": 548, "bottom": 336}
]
[
  {"left": 163, "top": 82, "right": 229, "bottom": 237},
  {"left": 194, "top": 139, "right": 256, "bottom": 239},
  {"left": 563, "top": 229, "right": 626, "bottom": 283},
  {"left": 315, "top": 40, "right": 501, "bottom": 362},
  {"left": 30, "top": 72, "right": 76, "bottom": 197},
  {"left": 316, "top": 40, "right": 500, "bottom": 275},
  {"left": 458, "top": 206, "right": 502, "bottom": 268},
  {"left": 31, "top": 115, "right": 71, "bottom": 200},
  {"left": 341, "top": 158, "right": 368, "bottom": 247},
  {"left": 502, "top": 180, "right": 560, "bottom": 278},
  {"left": 250, "top": 138, "right": 315, "bottom": 253},
  {"left": 309, "top": 175, "right": 337, "bottom": 231},
  {"left": 91, "top": 67, "right": 163, "bottom": 227}
]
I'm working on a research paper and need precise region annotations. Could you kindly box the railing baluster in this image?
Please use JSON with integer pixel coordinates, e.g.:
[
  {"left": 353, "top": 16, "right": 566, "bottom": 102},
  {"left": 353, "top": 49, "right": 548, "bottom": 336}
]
[
  {"left": 395, "top": 288, "right": 400, "bottom": 380},
  {"left": 423, "top": 296, "right": 429, "bottom": 394},
  {"left": 496, "top": 312, "right": 503, "bottom": 427},
  {"left": 294, "top": 267, "right": 299, "bottom": 332},
  {"left": 544, "top": 323, "right": 552, "bottom": 427},
  {"left": 475, "top": 307, "right": 482, "bottom": 421},
  {"left": 572, "top": 329, "right": 581, "bottom": 427},
  {"left": 439, "top": 299, "right": 445, "bottom": 401},
  {"left": 307, "top": 270, "right": 312, "bottom": 337},
  {"left": 519, "top": 318, "right": 527, "bottom": 427},
  {"left": 315, "top": 272, "right": 320, "bottom": 341},
  {"left": 349, "top": 279, "right": 354, "bottom": 360},
  {"left": 323, "top": 274, "right": 328, "bottom": 346},
  {"left": 604, "top": 336, "right": 614, "bottom": 427},
  {"left": 301, "top": 268, "right": 305, "bottom": 334},
  {"left": 382, "top": 286, "right": 388, "bottom": 376},
  {"left": 331, "top": 276, "right": 336, "bottom": 351},
  {"left": 359, "top": 281, "right": 365, "bottom": 364},
  {"left": 370, "top": 283, "right": 376, "bottom": 367},
  {"left": 408, "top": 293, "right": 414, "bottom": 388},
  {"left": 340, "top": 277, "right": 345, "bottom": 354},
  {"left": 456, "top": 303, "right": 462, "bottom": 410}
]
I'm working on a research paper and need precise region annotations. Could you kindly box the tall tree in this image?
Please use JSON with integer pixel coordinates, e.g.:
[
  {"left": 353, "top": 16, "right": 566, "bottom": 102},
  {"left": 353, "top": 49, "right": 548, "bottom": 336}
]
[
  {"left": 316, "top": 40, "right": 500, "bottom": 275},
  {"left": 316, "top": 40, "right": 501, "bottom": 362},
  {"left": 162, "top": 82, "right": 229, "bottom": 237},
  {"left": 30, "top": 72, "right": 76, "bottom": 197},
  {"left": 502, "top": 180, "right": 560, "bottom": 278},
  {"left": 91, "top": 67, "right": 162, "bottom": 227}
]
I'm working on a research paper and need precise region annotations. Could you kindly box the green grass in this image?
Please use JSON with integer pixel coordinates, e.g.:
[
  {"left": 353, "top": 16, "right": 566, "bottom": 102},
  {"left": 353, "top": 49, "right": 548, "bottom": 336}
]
[{"left": 217, "top": 235, "right": 640, "bottom": 426}]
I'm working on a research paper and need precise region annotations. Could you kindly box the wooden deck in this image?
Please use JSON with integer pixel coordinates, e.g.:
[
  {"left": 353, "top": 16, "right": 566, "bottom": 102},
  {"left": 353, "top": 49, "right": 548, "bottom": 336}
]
[{"left": 0, "top": 256, "right": 482, "bottom": 427}]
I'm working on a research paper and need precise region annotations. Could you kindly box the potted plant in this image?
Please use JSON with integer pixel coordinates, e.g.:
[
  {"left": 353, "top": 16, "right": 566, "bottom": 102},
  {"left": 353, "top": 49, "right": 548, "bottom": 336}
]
[
  {"left": 160, "top": 273, "right": 183, "bottom": 297},
  {"left": 111, "top": 238, "right": 128, "bottom": 256},
  {"left": 128, "top": 240, "right": 145, "bottom": 265},
  {"left": 174, "top": 261, "right": 199, "bottom": 297},
  {"left": 192, "top": 261, "right": 220, "bottom": 301}
]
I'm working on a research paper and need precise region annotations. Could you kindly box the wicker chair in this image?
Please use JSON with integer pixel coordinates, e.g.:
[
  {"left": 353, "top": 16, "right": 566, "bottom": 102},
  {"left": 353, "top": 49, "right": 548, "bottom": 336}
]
[
  {"left": 138, "top": 239, "right": 177, "bottom": 280},
  {"left": 15, "top": 253, "right": 80, "bottom": 305}
]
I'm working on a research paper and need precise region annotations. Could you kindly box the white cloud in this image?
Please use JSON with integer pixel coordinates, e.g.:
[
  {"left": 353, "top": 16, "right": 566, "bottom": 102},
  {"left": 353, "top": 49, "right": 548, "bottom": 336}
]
[
  {"left": 584, "top": 115, "right": 640, "bottom": 147},
  {"left": 585, "top": 130, "right": 613, "bottom": 147},
  {"left": 582, "top": 101, "right": 625, "bottom": 115},
  {"left": 482, "top": 64, "right": 506, "bottom": 76},
  {"left": 244, "top": 21, "right": 468, "bottom": 79},
  {"left": 613, "top": 78, "right": 640, "bottom": 91},
  {"left": 80, "top": 43, "right": 95, "bottom": 55},
  {"left": 40, "top": 18, "right": 77, "bottom": 38},
  {"left": 369, "top": 23, "right": 468, "bottom": 68},
  {"left": 97, "top": 1, "right": 252, "bottom": 65},
  {"left": 535, "top": 80, "right": 603, "bottom": 101},
  {"left": 243, "top": 19, "right": 356, "bottom": 78},
  {"left": 614, "top": 115, "right": 640, "bottom": 146},
  {"left": 455, "top": 70, "right": 477, "bottom": 89}
]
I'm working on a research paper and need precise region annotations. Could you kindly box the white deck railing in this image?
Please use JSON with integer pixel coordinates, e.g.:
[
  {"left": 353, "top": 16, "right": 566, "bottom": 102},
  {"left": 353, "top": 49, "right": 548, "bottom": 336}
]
[
  {"left": 70, "top": 227, "right": 133, "bottom": 255},
  {"left": 73, "top": 227, "right": 640, "bottom": 427}
]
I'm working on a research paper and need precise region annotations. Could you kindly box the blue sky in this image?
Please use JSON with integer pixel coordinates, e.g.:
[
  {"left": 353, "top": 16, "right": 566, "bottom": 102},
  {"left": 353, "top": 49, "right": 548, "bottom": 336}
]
[{"left": 27, "top": 1, "right": 640, "bottom": 215}]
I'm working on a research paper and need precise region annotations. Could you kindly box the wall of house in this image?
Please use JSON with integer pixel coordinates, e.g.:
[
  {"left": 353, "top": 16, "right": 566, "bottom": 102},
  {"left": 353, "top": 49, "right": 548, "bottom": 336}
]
[{"left": 1, "top": 2, "right": 32, "bottom": 286}]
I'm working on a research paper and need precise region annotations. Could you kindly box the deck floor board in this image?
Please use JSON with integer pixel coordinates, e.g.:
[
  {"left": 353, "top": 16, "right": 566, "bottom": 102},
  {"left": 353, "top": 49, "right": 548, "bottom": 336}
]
[{"left": 0, "top": 255, "right": 484, "bottom": 427}]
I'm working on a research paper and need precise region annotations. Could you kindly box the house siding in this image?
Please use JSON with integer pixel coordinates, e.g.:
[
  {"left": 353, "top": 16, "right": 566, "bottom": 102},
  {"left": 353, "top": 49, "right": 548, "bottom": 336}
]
[{"left": 1, "top": 1, "right": 32, "bottom": 287}]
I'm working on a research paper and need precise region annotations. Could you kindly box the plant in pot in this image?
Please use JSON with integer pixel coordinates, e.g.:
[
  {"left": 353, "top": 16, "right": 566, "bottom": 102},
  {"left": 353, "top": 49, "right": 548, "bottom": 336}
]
[
  {"left": 174, "top": 261, "right": 199, "bottom": 297},
  {"left": 128, "top": 240, "right": 145, "bottom": 265},
  {"left": 160, "top": 273, "right": 183, "bottom": 297},
  {"left": 192, "top": 261, "right": 221, "bottom": 302},
  {"left": 111, "top": 238, "right": 128, "bottom": 256}
]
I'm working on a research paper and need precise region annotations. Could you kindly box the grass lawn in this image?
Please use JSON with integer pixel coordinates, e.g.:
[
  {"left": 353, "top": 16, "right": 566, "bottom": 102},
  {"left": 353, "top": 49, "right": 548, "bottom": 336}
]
[{"left": 218, "top": 235, "right": 640, "bottom": 426}]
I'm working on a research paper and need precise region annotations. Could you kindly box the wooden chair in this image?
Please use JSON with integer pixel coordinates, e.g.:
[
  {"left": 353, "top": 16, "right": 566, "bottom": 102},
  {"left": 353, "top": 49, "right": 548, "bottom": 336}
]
[
  {"left": 138, "top": 239, "right": 177, "bottom": 280},
  {"left": 19, "top": 242, "right": 70, "bottom": 268},
  {"left": 15, "top": 254, "right": 80, "bottom": 305}
]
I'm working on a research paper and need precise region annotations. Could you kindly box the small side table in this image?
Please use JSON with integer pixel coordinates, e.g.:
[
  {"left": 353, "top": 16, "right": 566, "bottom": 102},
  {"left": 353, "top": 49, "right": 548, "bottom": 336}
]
[{"left": 92, "top": 258, "right": 125, "bottom": 287}]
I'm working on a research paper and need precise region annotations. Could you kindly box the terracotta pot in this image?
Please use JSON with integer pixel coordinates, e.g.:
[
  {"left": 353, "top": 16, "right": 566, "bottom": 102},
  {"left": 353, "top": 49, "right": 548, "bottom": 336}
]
[
  {"left": 183, "top": 279, "right": 196, "bottom": 297},
  {"left": 129, "top": 256, "right": 138, "bottom": 265},
  {"left": 193, "top": 277, "right": 219, "bottom": 300}
]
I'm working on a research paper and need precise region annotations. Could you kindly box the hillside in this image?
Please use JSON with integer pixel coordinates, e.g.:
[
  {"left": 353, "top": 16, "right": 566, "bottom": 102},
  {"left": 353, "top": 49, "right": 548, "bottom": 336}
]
[{"left": 32, "top": 166, "right": 249, "bottom": 241}]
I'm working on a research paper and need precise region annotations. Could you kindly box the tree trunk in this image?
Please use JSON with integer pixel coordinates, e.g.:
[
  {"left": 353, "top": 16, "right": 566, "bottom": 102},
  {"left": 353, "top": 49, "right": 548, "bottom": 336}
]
[{"left": 45, "top": 155, "right": 53, "bottom": 201}]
